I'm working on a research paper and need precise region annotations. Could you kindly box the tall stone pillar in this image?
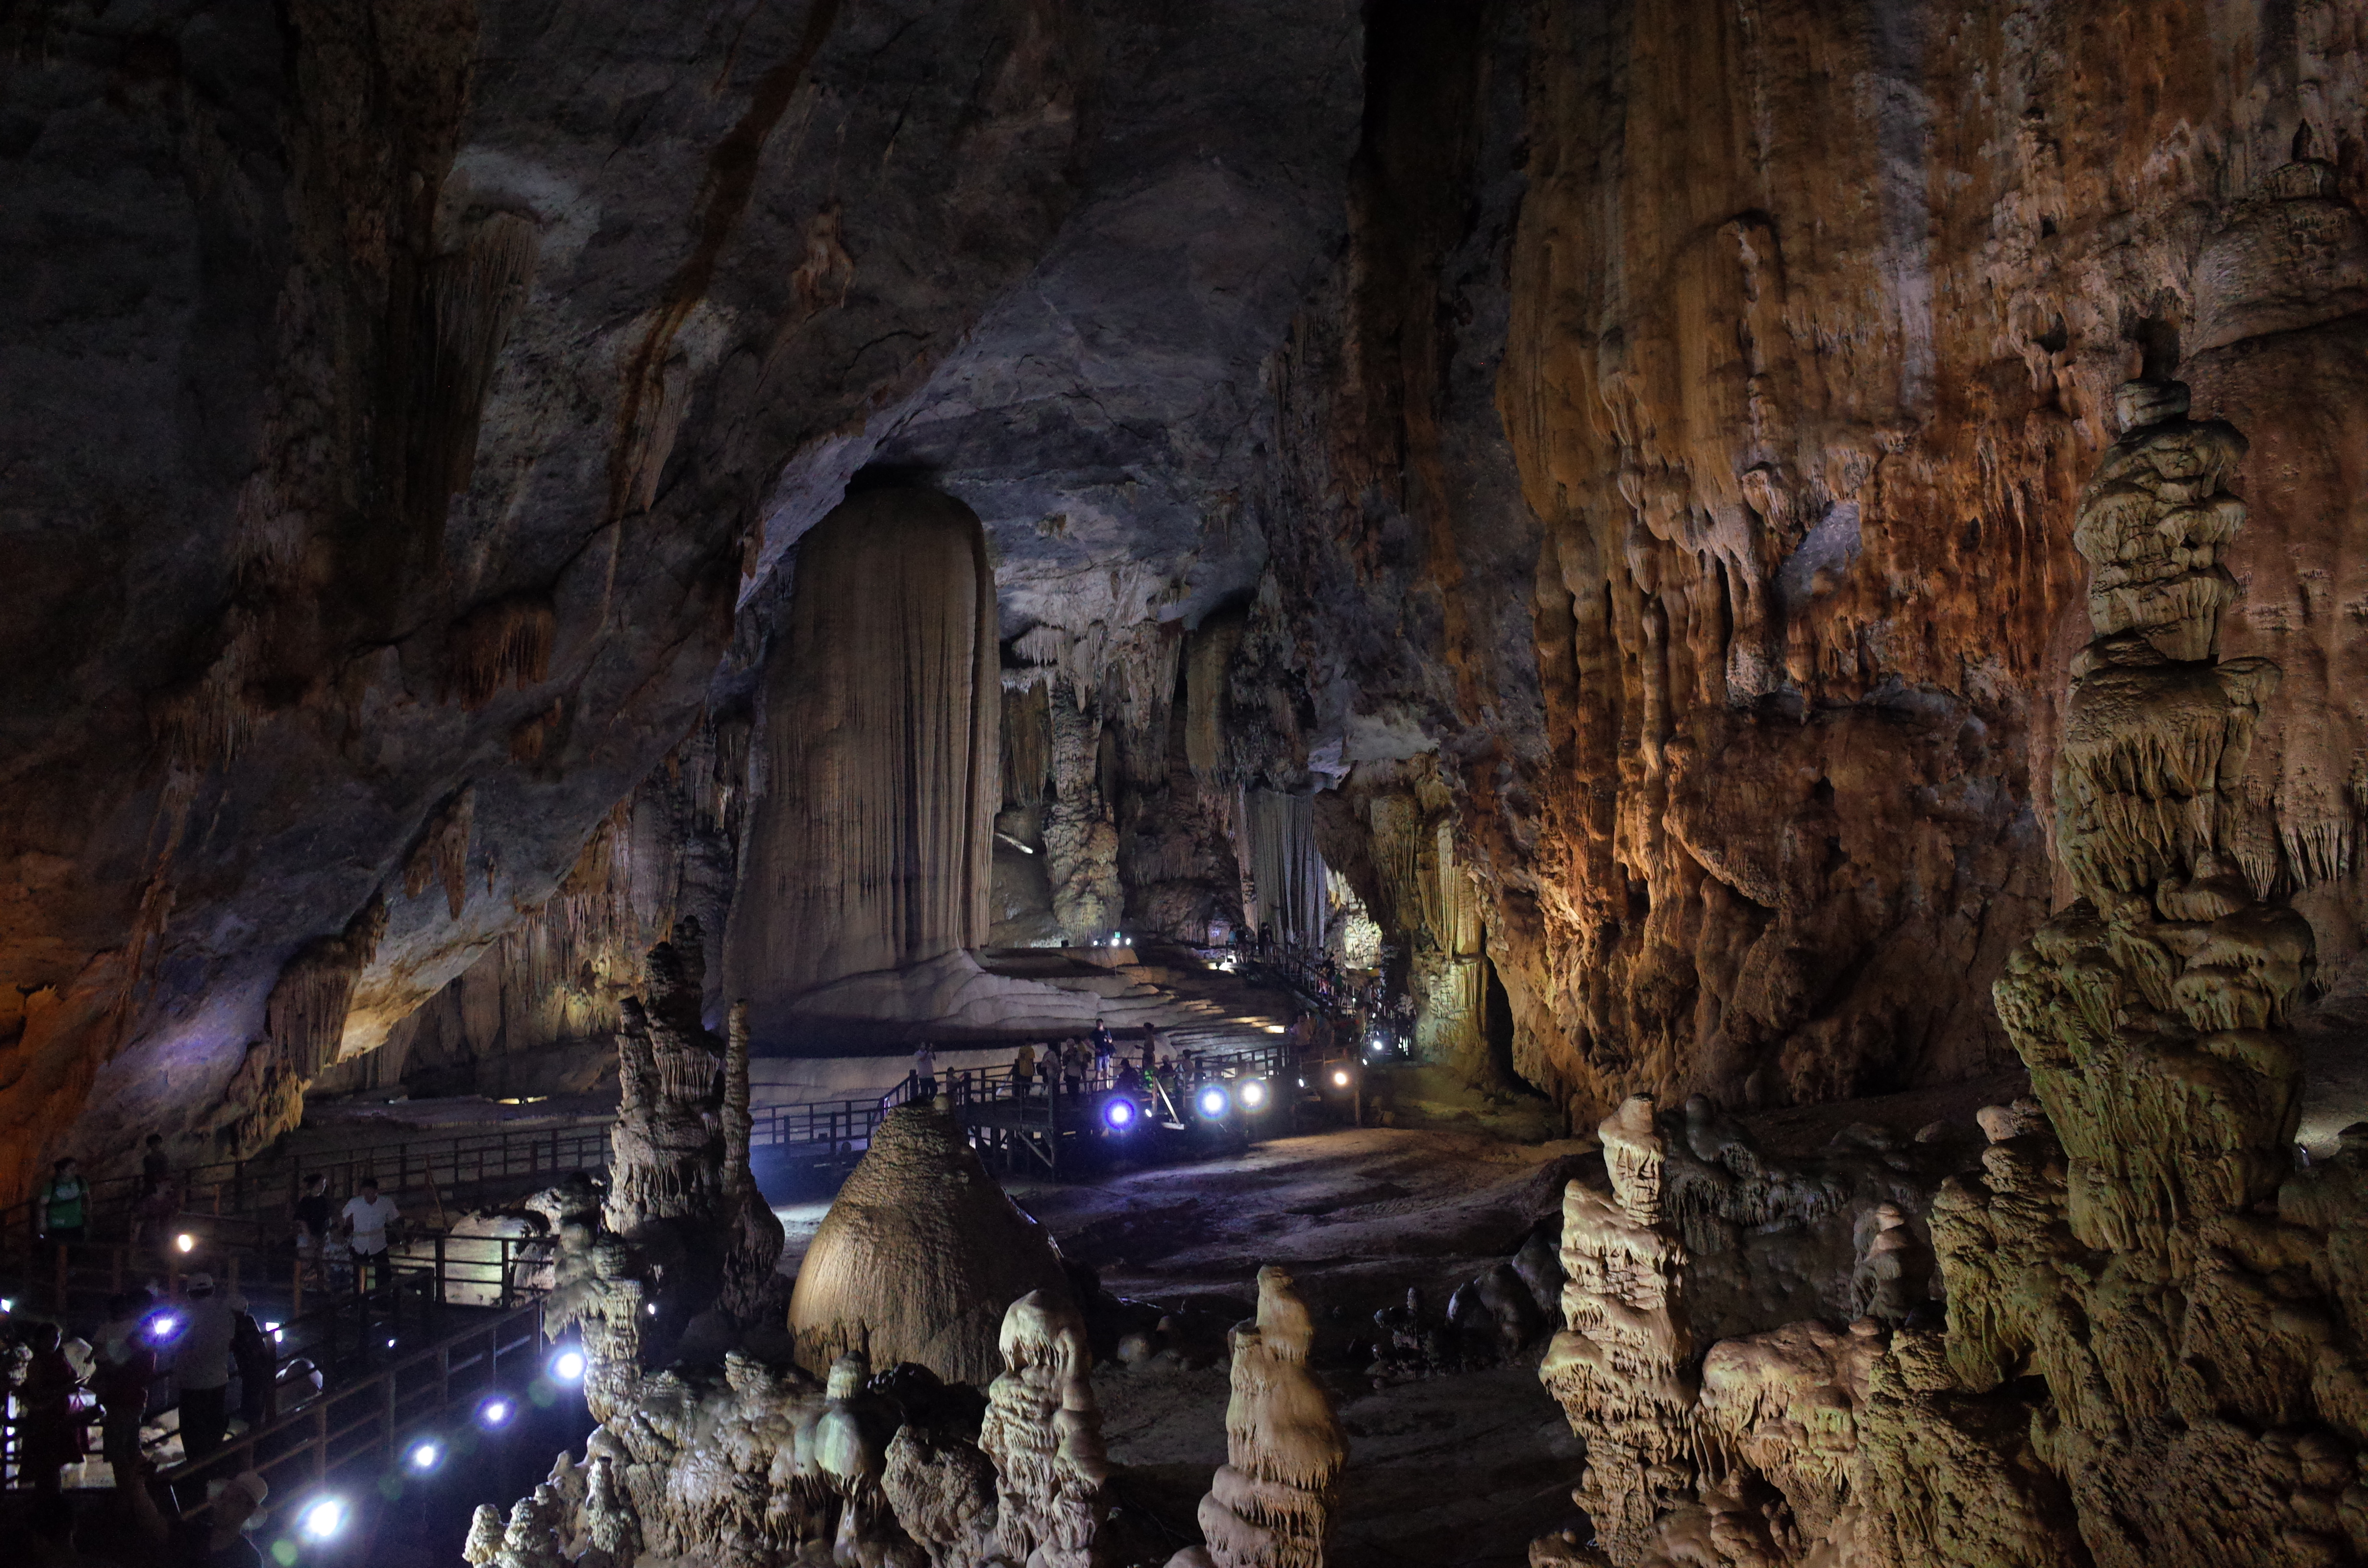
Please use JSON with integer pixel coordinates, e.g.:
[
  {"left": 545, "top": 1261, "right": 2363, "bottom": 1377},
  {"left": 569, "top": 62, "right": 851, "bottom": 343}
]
[{"left": 723, "top": 488, "right": 1000, "bottom": 1028}]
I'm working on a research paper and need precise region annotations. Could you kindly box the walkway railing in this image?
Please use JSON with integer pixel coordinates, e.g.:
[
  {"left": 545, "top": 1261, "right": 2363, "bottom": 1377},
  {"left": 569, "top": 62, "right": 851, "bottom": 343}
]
[
  {"left": 3, "top": 1122, "right": 611, "bottom": 1261},
  {"left": 165, "top": 1299, "right": 547, "bottom": 1513}
]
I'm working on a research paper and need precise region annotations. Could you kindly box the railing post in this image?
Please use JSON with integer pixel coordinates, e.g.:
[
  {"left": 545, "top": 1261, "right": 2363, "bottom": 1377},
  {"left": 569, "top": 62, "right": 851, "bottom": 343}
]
[
  {"left": 53, "top": 1241, "right": 67, "bottom": 1312},
  {"left": 314, "top": 1405, "right": 328, "bottom": 1483},
  {"left": 434, "top": 1234, "right": 447, "bottom": 1310}
]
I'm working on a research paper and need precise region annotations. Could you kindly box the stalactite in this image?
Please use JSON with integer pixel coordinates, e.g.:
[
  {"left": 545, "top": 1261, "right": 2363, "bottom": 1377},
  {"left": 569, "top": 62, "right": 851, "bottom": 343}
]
[
  {"left": 402, "top": 784, "right": 475, "bottom": 918},
  {"left": 263, "top": 890, "right": 388, "bottom": 1078},
  {"left": 443, "top": 591, "right": 557, "bottom": 709},
  {"left": 1003, "top": 678, "right": 1053, "bottom": 808},
  {"left": 399, "top": 214, "right": 540, "bottom": 558},
  {"left": 1239, "top": 788, "right": 1324, "bottom": 945}
]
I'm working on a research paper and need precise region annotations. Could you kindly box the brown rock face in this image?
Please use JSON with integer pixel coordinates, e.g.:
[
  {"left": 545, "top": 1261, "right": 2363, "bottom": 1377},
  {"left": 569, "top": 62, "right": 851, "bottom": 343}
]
[{"left": 1234, "top": 0, "right": 2368, "bottom": 1124}]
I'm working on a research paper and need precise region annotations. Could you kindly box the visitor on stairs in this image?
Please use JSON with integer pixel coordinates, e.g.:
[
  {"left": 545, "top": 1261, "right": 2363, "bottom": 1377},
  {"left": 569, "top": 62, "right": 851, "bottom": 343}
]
[
  {"left": 291, "top": 1174, "right": 332, "bottom": 1285},
  {"left": 912, "top": 1042, "right": 937, "bottom": 1101},
  {"left": 20, "top": 1321, "right": 86, "bottom": 1493},
  {"left": 95, "top": 1291, "right": 159, "bottom": 1480},
  {"left": 40, "top": 1156, "right": 88, "bottom": 1247},
  {"left": 339, "top": 1178, "right": 399, "bottom": 1290},
  {"left": 173, "top": 1274, "right": 241, "bottom": 1463}
]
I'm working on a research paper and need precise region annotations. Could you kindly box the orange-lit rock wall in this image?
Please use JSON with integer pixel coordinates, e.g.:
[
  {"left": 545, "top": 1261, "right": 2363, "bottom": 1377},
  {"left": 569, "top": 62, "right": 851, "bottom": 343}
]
[{"left": 1251, "top": 0, "right": 2368, "bottom": 1124}]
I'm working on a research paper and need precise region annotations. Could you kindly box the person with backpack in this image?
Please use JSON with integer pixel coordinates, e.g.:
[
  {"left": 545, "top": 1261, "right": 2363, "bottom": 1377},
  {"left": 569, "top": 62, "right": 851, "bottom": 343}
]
[{"left": 39, "top": 1156, "right": 89, "bottom": 1247}]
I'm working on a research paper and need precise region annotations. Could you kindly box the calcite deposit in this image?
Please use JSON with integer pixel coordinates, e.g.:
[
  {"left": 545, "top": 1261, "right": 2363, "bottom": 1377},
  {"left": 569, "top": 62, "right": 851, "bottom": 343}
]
[
  {"left": 1170, "top": 1266, "right": 1348, "bottom": 1568},
  {"left": 788, "top": 1099, "right": 1078, "bottom": 1388}
]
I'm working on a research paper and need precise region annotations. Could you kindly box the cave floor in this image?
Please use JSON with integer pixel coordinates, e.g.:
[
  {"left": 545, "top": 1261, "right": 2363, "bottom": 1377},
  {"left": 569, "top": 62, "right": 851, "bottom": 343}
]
[{"left": 788, "top": 1126, "right": 1597, "bottom": 1565}]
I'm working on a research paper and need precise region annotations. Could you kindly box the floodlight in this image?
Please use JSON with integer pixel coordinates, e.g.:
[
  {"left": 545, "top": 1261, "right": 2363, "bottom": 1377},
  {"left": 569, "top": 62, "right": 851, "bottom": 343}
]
[
  {"left": 298, "top": 1497, "right": 349, "bottom": 1541},
  {"left": 1196, "top": 1085, "right": 1230, "bottom": 1119}
]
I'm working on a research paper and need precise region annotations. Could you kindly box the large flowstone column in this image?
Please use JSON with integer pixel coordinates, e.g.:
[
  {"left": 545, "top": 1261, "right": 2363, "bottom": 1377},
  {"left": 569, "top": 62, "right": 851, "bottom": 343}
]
[{"left": 723, "top": 487, "right": 1000, "bottom": 1027}]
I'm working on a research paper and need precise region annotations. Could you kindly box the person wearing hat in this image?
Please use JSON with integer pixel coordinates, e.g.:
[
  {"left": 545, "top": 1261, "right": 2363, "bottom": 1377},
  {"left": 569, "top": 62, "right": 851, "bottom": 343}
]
[
  {"left": 123, "top": 1456, "right": 268, "bottom": 1568},
  {"left": 172, "top": 1274, "right": 242, "bottom": 1462}
]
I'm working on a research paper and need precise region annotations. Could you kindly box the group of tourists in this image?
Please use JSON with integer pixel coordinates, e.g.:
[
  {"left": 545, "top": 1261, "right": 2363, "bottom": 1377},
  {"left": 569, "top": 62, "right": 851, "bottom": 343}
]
[{"left": 910, "top": 1021, "right": 1211, "bottom": 1109}]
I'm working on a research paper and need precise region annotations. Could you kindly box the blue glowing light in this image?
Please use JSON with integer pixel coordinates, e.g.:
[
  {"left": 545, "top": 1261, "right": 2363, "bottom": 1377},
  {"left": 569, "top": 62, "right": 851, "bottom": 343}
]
[
  {"left": 1196, "top": 1086, "right": 1230, "bottom": 1118},
  {"left": 1103, "top": 1097, "right": 1136, "bottom": 1129}
]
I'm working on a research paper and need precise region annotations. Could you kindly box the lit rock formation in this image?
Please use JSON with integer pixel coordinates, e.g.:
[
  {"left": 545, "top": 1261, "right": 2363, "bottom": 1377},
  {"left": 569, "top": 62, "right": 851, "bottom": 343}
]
[
  {"left": 1537, "top": 1098, "right": 1698, "bottom": 1561},
  {"left": 1170, "top": 1265, "right": 1348, "bottom": 1568},
  {"left": 721, "top": 488, "right": 1000, "bottom": 1031},
  {"left": 603, "top": 928, "right": 784, "bottom": 1331},
  {"left": 1529, "top": 382, "right": 2368, "bottom": 1568},
  {"left": 977, "top": 1290, "right": 1110, "bottom": 1568},
  {"left": 788, "top": 1099, "right": 1077, "bottom": 1387}
]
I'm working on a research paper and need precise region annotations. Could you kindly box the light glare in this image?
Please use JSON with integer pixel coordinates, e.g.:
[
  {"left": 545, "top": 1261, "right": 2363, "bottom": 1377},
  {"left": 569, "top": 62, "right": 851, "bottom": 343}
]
[
  {"left": 298, "top": 1497, "right": 348, "bottom": 1540},
  {"left": 550, "top": 1349, "right": 587, "bottom": 1382},
  {"left": 175, "top": 1233, "right": 196, "bottom": 1253}
]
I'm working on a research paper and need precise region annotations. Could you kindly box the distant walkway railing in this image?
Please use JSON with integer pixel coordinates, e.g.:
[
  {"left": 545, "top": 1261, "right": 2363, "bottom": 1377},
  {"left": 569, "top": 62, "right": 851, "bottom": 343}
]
[{"left": 3, "top": 1122, "right": 611, "bottom": 1262}]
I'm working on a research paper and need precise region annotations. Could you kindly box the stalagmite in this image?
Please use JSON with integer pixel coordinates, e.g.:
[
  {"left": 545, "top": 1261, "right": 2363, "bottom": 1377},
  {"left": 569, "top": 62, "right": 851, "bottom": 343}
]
[
  {"left": 977, "top": 1289, "right": 1109, "bottom": 1568},
  {"left": 788, "top": 1099, "right": 1077, "bottom": 1386},
  {"left": 1537, "top": 1098, "right": 1697, "bottom": 1561},
  {"left": 1171, "top": 1265, "right": 1347, "bottom": 1568}
]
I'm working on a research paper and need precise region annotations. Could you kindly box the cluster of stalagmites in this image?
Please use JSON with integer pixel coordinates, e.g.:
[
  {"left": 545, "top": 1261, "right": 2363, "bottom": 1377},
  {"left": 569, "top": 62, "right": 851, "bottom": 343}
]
[
  {"left": 480, "top": 938, "right": 1345, "bottom": 1568},
  {"left": 1530, "top": 384, "right": 2368, "bottom": 1568}
]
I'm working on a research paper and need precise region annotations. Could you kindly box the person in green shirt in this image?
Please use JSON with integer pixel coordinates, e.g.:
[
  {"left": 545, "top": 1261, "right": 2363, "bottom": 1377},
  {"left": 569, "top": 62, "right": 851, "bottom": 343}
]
[{"left": 39, "top": 1156, "right": 88, "bottom": 1246}]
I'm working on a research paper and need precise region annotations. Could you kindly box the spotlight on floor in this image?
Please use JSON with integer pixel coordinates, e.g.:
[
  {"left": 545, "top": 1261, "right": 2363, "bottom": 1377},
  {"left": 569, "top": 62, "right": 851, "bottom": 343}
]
[
  {"left": 1196, "top": 1085, "right": 1231, "bottom": 1119},
  {"left": 1102, "top": 1096, "right": 1137, "bottom": 1130},
  {"left": 406, "top": 1439, "right": 443, "bottom": 1472},
  {"left": 174, "top": 1232, "right": 197, "bottom": 1254},
  {"left": 549, "top": 1348, "right": 587, "bottom": 1383},
  {"left": 478, "top": 1396, "right": 514, "bottom": 1429},
  {"left": 1238, "top": 1079, "right": 1269, "bottom": 1111},
  {"left": 298, "top": 1496, "right": 350, "bottom": 1542},
  {"left": 1331, "top": 1069, "right": 1351, "bottom": 1089}
]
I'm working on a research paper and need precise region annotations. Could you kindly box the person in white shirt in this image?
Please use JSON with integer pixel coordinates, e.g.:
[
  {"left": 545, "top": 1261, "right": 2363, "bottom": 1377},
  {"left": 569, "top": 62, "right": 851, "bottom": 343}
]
[
  {"left": 913, "top": 1043, "right": 937, "bottom": 1100},
  {"left": 339, "top": 1179, "right": 399, "bottom": 1290},
  {"left": 174, "top": 1273, "right": 245, "bottom": 1461}
]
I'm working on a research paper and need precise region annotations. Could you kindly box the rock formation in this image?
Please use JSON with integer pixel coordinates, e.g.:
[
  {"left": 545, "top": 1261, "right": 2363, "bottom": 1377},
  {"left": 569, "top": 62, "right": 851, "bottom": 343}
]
[
  {"left": 1170, "top": 1265, "right": 1347, "bottom": 1568},
  {"left": 788, "top": 1099, "right": 1077, "bottom": 1387},
  {"left": 1527, "top": 384, "right": 2368, "bottom": 1568},
  {"left": 722, "top": 488, "right": 1000, "bottom": 1029},
  {"left": 977, "top": 1290, "right": 1110, "bottom": 1568}
]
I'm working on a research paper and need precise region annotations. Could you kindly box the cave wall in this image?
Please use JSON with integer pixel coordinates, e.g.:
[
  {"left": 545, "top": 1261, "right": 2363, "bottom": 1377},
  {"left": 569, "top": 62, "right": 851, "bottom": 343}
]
[
  {"left": 0, "top": 0, "right": 1357, "bottom": 1200},
  {"left": 1236, "top": 0, "right": 2368, "bottom": 1125}
]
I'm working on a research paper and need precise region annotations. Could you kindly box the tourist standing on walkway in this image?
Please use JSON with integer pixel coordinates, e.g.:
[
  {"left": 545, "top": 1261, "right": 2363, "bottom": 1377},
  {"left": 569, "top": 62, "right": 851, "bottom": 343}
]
[
  {"left": 913, "top": 1042, "right": 937, "bottom": 1100},
  {"left": 291, "top": 1174, "right": 332, "bottom": 1285},
  {"left": 173, "top": 1274, "right": 239, "bottom": 1462},
  {"left": 1061, "top": 1040, "right": 1084, "bottom": 1098},
  {"left": 1139, "top": 1024, "right": 1158, "bottom": 1079},
  {"left": 19, "top": 1321, "right": 85, "bottom": 1492},
  {"left": 39, "top": 1156, "right": 88, "bottom": 1247},
  {"left": 1011, "top": 1042, "right": 1036, "bottom": 1102},
  {"left": 140, "top": 1134, "right": 170, "bottom": 1197},
  {"left": 94, "top": 1292, "right": 158, "bottom": 1479},
  {"left": 1092, "top": 1025, "right": 1113, "bottom": 1079},
  {"left": 339, "top": 1178, "right": 399, "bottom": 1290}
]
